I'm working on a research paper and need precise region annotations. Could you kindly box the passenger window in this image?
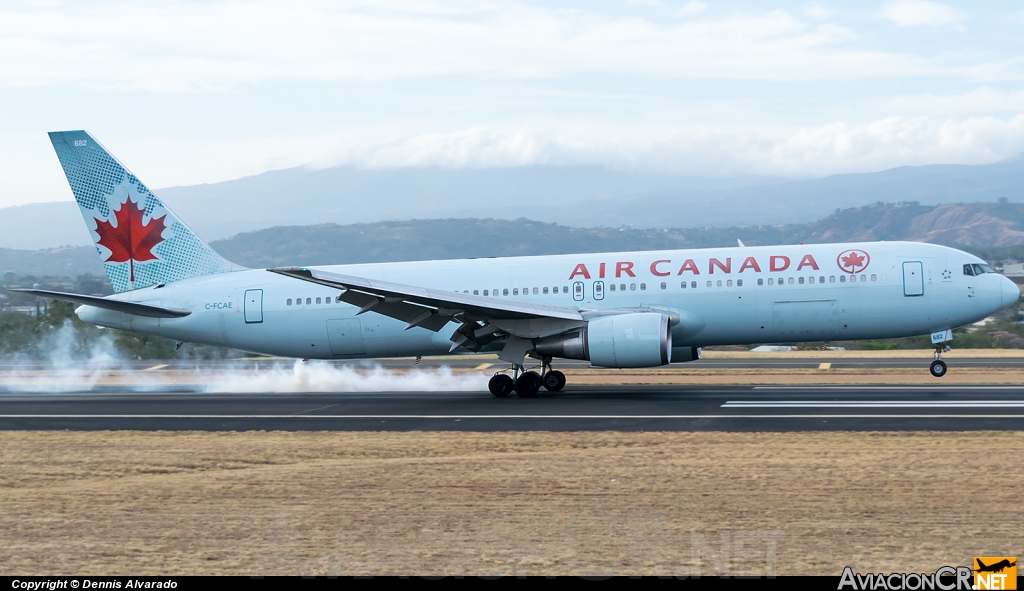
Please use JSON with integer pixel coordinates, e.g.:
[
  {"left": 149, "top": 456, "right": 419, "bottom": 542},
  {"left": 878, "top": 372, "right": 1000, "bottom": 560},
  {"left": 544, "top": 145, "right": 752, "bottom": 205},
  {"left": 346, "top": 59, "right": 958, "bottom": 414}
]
[
  {"left": 706, "top": 281, "right": 712, "bottom": 288},
  {"left": 829, "top": 276, "right": 835, "bottom": 283},
  {"left": 787, "top": 277, "right": 794, "bottom": 285},
  {"left": 533, "top": 287, "right": 539, "bottom": 295},
  {"left": 851, "top": 275, "right": 857, "bottom": 283},
  {"left": 839, "top": 275, "right": 846, "bottom": 283},
  {"left": 808, "top": 276, "right": 815, "bottom": 284},
  {"left": 737, "top": 279, "right": 743, "bottom": 287},
  {"left": 630, "top": 283, "right": 636, "bottom": 291},
  {"left": 286, "top": 299, "right": 292, "bottom": 306},
  {"left": 860, "top": 274, "right": 866, "bottom": 282},
  {"left": 316, "top": 297, "right": 321, "bottom": 304},
  {"left": 691, "top": 281, "right": 697, "bottom": 289},
  {"left": 819, "top": 276, "right": 825, "bottom": 283},
  {"left": 503, "top": 289, "right": 509, "bottom": 296},
  {"left": 757, "top": 278, "right": 763, "bottom": 286},
  {"left": 660, "top": 282, "right": 667, "bottom": 290},
  {"left": 767, "top": 278, "right": 773, "bottom": 286},
  {"left": 473, "top": 290, "right": 479, "bottom": 295},
  {"left": 640, "top": 283, "right": 646, "bottom": 291},
  {"left": 871, "top": 274, "right": 877, "bottom": 282},
  {"left": 620, "top": 284, "right": 626, "bottom": 291},
  {"left": 483, "top": 290, "right": 489, "bottom": 296},
  {"left": 493, "top": 288, "right": 499, "bottom": 296},
  {"left": 305, "top": 298, "right": 310, "bottom": 305},
  {"left": 726, "top": 280, "right": 733, "bottom": 287},
  {"left": 512, "top": 288, "right": 518, "bottom": 295},
  {"left": 716, "top": 280, "right": 722, "bottom": 287},
  {"left": 798, "top": 277, "right": 804, "bottom": 285},
  {"left": 610, "top": 283, "right": 616, "bottom": 292},
  {"left": 963, "top": 264, "right": 975, "bottom": 276},
  {"left": 543, "top": 287, "right": 549, "bottom": 294},
  {"left": 563, "top": 286, "right": 569, "bottom": 293},
  {"left": 680, "top": 281, "right": 687, "bottom": 289}
]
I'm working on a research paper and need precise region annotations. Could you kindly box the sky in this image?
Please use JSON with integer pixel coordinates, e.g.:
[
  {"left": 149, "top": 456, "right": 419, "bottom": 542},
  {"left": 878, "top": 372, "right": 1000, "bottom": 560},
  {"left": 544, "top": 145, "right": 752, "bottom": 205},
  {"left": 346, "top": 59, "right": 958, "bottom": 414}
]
[{"left": 2, "top": 0, "right": 1024, "bottom": 208}]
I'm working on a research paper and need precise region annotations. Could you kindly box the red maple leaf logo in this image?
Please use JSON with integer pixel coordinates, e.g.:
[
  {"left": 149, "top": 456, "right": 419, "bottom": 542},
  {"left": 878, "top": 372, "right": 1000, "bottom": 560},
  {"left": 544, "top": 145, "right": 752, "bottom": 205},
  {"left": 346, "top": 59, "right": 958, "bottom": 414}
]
[
  {"left": 93, "top": 194, "right": 166, "bottom": 283},
  {"left": 837, "top": 249, "right": 870, "bottom": 273},
  {"left": 841, "top": 251, "right": 865, "bottom": 269}
]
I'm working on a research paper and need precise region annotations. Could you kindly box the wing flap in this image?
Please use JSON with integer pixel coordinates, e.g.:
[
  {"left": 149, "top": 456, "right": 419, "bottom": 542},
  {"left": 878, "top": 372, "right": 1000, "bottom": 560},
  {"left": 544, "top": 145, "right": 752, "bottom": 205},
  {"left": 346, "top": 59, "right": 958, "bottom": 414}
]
[{"left": 271, "top": 267, "right": 584, "bottom": 325}]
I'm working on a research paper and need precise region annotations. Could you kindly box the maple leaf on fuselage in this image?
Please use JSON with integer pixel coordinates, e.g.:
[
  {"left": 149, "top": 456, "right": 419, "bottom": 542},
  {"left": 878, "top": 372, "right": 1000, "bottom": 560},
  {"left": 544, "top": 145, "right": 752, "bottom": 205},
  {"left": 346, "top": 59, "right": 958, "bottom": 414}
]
[
  {"left": 93, "top": 194, "right": 166, "bottom": 282},
  {"left": 841, "top": 251, "right": 865, "bottom": 270}
]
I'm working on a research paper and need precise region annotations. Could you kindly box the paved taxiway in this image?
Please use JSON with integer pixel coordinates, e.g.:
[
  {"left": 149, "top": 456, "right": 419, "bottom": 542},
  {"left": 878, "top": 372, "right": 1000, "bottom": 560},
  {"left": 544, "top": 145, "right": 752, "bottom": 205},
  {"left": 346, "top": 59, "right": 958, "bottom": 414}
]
[{"left": 2, "top": 385, "right": 1023, "bottom": 431}]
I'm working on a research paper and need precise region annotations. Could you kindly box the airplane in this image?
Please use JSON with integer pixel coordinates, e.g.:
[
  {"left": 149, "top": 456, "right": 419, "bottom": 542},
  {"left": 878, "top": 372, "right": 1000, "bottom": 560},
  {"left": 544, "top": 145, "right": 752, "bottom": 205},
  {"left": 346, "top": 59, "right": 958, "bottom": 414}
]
[
  {"left": 9, "top": 130, "right": 1021, "bottom": 397},
  {"left": 976, "top": 558, "right": 1016, "bottom": 573}
]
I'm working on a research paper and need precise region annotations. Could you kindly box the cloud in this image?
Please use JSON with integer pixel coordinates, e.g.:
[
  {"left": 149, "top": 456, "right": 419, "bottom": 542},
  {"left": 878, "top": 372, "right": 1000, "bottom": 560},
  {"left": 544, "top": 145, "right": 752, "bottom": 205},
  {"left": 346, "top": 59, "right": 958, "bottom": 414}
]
[
  {"left": 879, "top": 87, "right": 1024, "bottom": 115},
  {"left": 0, "top": 0, "right": 1001, "bottom": 92},
  {"left": 676, "top": 1, "right": 707, "bottom": 17},
  {"left": 296, "top": 115, "right": 1024, "bottom": 177},
  {"left": 878, "top": 0, "right": 963, "bottom": 28}
]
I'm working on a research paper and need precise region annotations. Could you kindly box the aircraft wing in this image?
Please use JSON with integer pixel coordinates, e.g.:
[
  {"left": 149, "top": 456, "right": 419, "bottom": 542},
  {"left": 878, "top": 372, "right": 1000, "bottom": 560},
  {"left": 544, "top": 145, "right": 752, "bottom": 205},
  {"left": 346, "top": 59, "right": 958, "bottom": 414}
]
[
  {"left": 269, "top": 267, "right": 585, "bottom": 350},
  {"left": 7, "top": 289, "right": 192, "bottom": 318}
]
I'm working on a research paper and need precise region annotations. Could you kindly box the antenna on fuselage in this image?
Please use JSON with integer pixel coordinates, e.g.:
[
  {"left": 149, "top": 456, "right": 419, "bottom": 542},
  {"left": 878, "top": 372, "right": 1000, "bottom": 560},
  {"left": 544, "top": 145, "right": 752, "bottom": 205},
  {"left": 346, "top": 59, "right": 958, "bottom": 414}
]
[{"left": 737, "top": 239, "right": 746, "bottom": 248}]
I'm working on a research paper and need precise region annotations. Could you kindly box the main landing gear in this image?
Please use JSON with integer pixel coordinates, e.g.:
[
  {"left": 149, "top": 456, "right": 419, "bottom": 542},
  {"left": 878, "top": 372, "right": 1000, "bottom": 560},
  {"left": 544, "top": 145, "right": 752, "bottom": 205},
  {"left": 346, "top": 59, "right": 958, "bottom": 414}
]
[
  {"left": 488, "top": 359, "right": 566, "bottom": 398},
  {"left": 930, "top": 344, "right": 950, "bottom": 378}
]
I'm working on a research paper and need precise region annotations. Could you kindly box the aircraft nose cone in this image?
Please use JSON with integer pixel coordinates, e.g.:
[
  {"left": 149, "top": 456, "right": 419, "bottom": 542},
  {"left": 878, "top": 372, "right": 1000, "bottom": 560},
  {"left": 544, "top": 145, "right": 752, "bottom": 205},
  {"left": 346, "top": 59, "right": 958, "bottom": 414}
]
[{"left": 1001, "top": 276, "right": 1020, "bottom": 308}]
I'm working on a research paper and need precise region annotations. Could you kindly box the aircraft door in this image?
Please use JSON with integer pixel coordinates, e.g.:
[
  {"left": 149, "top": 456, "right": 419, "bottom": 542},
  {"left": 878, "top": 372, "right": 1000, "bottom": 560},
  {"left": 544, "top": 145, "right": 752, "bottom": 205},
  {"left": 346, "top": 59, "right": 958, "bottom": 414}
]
[
  {"left": 903, "top": 262, "right": 924, "bottom": 297},
  {"left": 327, "top": 319, "right": 366, "bottom": 355},
  {"left": 244, "top": 289, "right": 263, "bottom": 323},
  {"left": 593, "top": 281, "right": 604, "bottom": 300},
  {"left": 573, "top": 282, "right": 584, "bottom": 301}
]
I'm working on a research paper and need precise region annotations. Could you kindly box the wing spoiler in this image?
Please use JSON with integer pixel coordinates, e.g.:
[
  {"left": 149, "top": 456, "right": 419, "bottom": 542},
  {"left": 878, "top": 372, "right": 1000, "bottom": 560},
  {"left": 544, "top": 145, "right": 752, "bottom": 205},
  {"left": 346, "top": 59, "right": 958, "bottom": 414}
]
[{"left": 7, "top": 289, "right": 192, "bottom": 318}]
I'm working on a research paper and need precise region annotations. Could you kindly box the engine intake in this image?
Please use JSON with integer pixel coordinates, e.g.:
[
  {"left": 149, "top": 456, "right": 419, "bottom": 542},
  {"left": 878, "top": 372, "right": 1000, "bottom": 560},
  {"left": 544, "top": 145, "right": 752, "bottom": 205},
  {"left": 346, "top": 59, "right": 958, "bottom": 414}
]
[{"left": 534, "top": 312, "right": 672, "bottom": 368}]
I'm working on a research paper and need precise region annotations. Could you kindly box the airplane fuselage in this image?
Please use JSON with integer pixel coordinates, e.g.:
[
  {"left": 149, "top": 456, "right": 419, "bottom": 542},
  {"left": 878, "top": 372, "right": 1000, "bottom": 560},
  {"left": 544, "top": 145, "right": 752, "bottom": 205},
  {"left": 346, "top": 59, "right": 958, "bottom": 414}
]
[{"left": 77, "top": 241, "right": 1019, "bottom": 360}]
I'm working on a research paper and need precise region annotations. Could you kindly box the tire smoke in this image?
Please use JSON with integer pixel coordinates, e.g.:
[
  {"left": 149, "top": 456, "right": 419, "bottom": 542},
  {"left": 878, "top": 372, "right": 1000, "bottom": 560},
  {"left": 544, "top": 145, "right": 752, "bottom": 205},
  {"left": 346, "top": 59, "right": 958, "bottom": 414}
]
[{"left": 204, "top": 360, "right": 488, "bottom": 393}]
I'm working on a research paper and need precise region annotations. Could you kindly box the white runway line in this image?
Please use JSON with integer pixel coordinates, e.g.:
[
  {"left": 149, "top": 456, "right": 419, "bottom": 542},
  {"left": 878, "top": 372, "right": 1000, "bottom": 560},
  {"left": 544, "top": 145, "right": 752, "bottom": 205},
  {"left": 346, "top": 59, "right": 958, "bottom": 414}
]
[
  {"left": 3, "top": 414, "right": 1024, "bottom": 419},
  {"left": 754, "top": 385, "right": 1024, "bottom": 390},
  {"left": 724, "top": 400, "right": 1024, "bottom": 407}
]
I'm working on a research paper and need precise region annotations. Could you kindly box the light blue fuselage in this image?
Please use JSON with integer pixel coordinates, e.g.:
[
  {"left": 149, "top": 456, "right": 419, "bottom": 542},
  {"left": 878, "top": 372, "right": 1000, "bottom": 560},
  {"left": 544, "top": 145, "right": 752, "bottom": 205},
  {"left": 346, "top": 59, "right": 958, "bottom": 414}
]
[{"left": 77, "top": 241, "right": 1019, "bottom": 361}]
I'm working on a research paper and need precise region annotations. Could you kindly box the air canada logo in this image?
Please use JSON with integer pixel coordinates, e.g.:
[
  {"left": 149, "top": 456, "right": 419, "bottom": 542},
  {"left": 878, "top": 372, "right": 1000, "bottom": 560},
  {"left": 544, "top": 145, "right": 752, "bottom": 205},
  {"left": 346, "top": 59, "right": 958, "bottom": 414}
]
[
  {"left": 837, "top": 249, "right": 870, "bottom": 274},
  {"left": 93, "top": 194, "right": 167, "bottom": 282}
]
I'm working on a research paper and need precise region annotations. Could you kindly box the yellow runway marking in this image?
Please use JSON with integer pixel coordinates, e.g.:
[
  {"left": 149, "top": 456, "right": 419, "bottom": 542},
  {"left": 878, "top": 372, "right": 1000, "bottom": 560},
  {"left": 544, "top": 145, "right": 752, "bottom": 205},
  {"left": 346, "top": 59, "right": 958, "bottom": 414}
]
[
  {"left": 818, "top": 363, "right": 831, "bottom": 370},
  {"left": 474, "top": 363, "right": 493, "bottom": 370},
  {"left": 143, "top": 364, "right": 169, "bottom": 372}
]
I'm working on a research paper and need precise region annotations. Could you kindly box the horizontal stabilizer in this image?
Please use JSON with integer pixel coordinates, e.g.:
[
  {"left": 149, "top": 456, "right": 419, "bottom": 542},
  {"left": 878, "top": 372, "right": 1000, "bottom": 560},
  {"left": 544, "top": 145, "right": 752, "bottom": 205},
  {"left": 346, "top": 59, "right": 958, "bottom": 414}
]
[{"left": 7, "top": 289, "right": 191, "bottom": 318}]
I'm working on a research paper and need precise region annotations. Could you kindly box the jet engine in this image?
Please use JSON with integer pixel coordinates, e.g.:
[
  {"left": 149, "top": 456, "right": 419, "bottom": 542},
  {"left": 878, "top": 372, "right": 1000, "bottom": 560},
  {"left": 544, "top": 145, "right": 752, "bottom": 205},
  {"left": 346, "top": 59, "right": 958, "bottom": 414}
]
[{"left": 534, "top": 312, "right": 672, "bottom": 368}]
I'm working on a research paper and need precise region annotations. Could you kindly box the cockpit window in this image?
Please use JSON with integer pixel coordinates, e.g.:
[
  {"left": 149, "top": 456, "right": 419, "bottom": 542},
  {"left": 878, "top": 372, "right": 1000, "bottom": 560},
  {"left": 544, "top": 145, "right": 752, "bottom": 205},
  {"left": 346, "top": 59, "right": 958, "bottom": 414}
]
[{"left": 965, "top": 263, "right": 996, "bottom": 276}]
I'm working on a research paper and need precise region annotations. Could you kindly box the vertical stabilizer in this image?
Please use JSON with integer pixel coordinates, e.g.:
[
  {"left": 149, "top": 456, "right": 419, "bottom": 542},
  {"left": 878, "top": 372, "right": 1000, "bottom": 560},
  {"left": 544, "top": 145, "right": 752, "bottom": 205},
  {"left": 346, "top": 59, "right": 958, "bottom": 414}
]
[{"left": 49, "top": 131, "right": 239, "bottom": 292}]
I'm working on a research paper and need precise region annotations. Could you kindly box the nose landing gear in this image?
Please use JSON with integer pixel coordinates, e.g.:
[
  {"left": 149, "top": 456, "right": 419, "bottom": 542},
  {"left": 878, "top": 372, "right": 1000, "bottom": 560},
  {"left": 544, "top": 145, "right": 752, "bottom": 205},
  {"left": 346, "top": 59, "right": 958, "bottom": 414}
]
[
  {"left": 487, "top": 358, "right": 567, "bottom": 397},
  {"left": 930, "top": 344, "right": 950, "bottom": 378}
]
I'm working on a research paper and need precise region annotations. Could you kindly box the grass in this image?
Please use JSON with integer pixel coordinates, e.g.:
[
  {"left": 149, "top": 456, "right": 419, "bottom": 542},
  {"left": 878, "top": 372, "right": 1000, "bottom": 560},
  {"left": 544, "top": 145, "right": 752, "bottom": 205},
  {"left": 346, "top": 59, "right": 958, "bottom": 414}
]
[{"left": 1, "top": 431, "right": 1021, "bottom": 576}]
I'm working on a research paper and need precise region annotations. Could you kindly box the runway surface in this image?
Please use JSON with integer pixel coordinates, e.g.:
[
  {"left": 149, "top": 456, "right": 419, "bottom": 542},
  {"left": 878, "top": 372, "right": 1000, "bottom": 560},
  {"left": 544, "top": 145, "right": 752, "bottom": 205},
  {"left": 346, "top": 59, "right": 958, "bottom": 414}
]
[
  {"left": 3, "top": 356, "right": 1024, "bottom": 370},
  {"left": 2, "top": 384, "right": 1024, "bottom": 431}
]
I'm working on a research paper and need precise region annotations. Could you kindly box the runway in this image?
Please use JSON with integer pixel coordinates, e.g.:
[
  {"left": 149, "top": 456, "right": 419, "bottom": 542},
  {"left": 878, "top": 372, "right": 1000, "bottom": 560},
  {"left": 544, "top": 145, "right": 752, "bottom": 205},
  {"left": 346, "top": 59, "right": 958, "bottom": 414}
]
[{"left": 2, "top": 384, "right": 1024, "bottom": 431}]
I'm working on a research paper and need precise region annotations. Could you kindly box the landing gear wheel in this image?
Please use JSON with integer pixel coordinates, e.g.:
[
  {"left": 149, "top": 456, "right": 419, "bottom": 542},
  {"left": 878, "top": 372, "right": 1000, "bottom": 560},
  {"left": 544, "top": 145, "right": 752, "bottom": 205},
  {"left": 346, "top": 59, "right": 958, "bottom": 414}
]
[
  {"left": 488, "top": 374, "right": 514, "bottom": 397},
  {"left": 929, "top": 359, "right": 947, "bottom": 378},
  {"left": 543, "top": 370, "right": 566, "bottom": 392},
  {"left": 515, "top": 371, "right": 542, "bottom": 398}
]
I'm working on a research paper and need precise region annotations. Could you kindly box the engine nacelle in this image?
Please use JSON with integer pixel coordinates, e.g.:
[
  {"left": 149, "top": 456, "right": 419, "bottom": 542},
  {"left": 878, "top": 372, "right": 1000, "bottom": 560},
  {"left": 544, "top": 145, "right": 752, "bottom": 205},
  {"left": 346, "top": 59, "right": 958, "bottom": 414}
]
[{"left": 535, "top": 312, "right": 672, "bottom": 368}]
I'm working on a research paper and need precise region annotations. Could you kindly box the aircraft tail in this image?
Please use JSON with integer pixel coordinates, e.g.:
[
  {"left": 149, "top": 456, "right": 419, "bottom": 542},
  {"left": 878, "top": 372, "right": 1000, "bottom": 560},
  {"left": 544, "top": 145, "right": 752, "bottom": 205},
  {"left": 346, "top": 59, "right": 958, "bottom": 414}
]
[{"left": 49, "top": 131, "right": 240, "bottom": 292}]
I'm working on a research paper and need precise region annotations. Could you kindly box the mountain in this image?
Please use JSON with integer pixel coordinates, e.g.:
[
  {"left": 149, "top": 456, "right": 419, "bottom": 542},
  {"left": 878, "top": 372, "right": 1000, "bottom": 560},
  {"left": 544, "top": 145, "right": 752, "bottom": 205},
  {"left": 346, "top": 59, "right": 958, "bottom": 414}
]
[
  {"left": 3, "top": 158, "right": 1023, "bottom": 250},
  {"left": 8, "top": 201, "right": 1024, "bottom": 278}
]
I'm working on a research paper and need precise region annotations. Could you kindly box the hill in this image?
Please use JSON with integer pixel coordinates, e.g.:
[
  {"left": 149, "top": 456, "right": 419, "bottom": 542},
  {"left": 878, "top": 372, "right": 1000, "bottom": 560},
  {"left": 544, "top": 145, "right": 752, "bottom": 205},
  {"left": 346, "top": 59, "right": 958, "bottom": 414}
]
[
  {"left": 3, "top": 157, "right": 1024, "bottom": 250},
  {"left": 8, "top": 201, "right": 1024, "bottom": 277}
]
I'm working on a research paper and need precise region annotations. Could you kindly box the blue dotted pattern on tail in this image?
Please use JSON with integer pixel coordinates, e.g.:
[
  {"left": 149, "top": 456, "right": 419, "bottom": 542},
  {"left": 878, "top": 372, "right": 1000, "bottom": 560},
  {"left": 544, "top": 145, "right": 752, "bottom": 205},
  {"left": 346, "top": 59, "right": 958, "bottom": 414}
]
[{"left": 49, "top": 131, "right": 238, "bottom": 293}]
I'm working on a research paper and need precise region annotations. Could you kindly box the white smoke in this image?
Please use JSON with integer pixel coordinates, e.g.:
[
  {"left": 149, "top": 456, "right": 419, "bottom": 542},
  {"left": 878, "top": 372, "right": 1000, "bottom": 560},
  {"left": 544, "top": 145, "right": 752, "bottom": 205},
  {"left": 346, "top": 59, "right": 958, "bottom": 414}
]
[
  {"left": 204, "top": 360, "right": 488, "bottom": 394},
  {"left": 1, "top": 319, "right": 489, "bottom": 394},
  {"left": 4, "top": 322, "right": 126, "bottom": 393}
]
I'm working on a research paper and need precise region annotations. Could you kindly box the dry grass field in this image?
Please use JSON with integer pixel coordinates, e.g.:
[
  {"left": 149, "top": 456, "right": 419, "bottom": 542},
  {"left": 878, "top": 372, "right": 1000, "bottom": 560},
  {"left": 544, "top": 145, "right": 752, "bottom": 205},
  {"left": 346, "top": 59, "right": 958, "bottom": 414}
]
[{"left": 1, "top": 430, "right": 1021, "bottom": 576}]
